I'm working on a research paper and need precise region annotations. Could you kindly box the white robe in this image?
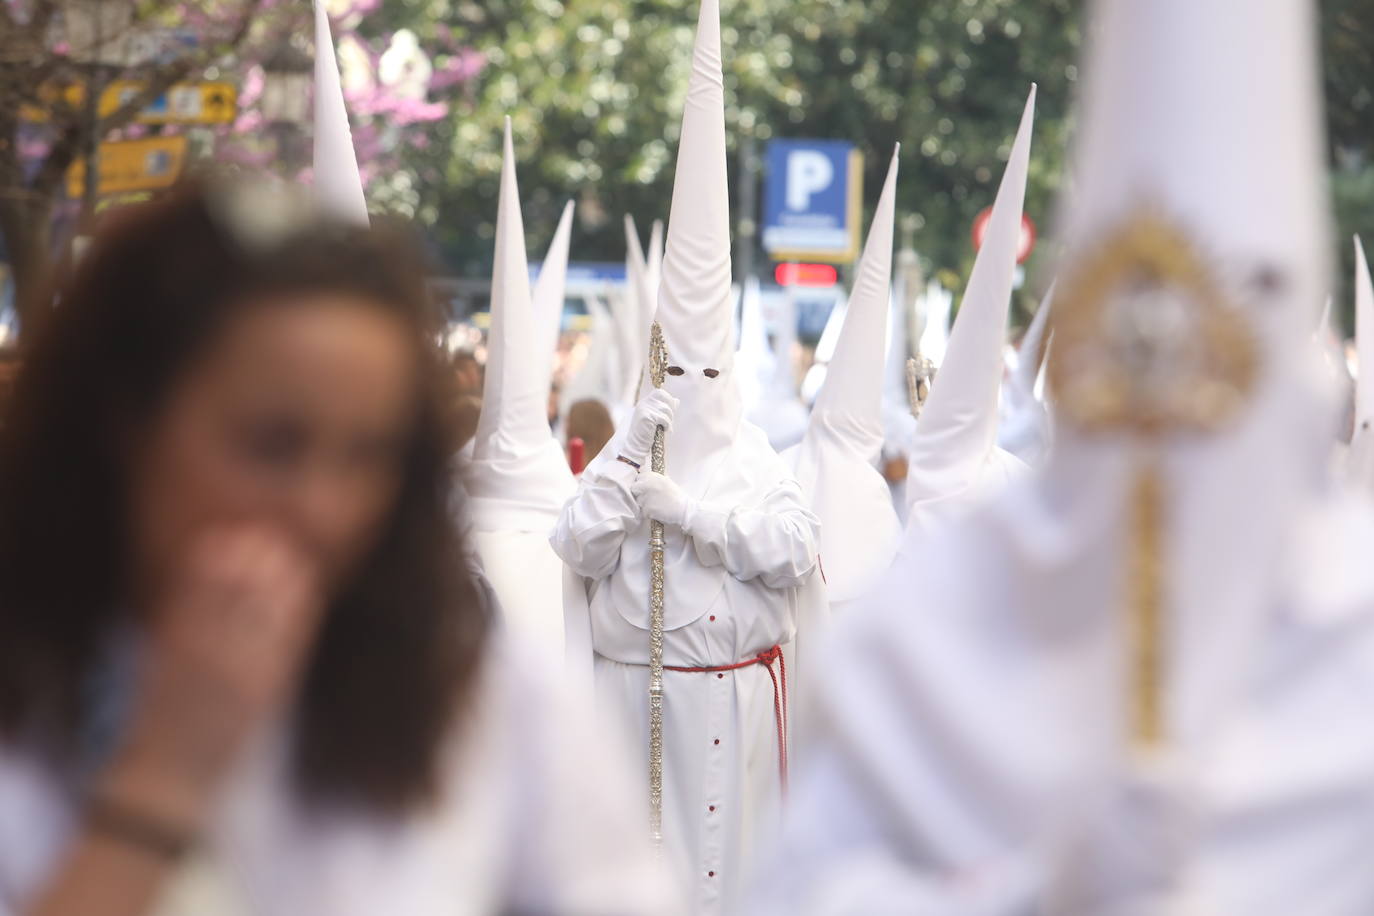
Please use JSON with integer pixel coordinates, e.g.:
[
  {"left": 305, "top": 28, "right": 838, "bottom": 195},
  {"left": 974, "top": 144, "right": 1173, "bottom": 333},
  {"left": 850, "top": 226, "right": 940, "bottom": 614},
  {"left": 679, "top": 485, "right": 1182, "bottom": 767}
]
[
  {"left": 552, "top": 421, "right": 822, "bottom": 915},
  {"left": 453, "top": 443, "right": 585, "bottom": 667},
  {"left": 750, "top": 477, "right": 1374, "bottom": 915},
  {"left": 0, "top": 638, "right": 681, "bottom": 916}
]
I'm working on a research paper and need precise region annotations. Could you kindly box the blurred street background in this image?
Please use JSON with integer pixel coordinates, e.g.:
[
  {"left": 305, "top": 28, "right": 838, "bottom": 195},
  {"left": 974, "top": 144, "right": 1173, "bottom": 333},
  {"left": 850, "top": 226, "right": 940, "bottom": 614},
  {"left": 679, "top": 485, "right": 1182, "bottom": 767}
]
[{"left": 3, "top": 0, "right": 1373, "bottom": 351}]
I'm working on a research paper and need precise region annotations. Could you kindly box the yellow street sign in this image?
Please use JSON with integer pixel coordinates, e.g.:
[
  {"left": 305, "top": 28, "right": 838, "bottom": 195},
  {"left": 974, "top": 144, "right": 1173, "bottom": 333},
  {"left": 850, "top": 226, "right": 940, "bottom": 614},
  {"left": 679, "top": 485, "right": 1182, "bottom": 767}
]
[
  {"left": 133, "top": 82, "right": 238, "bottom": 125},
  {"left": 23, "top": 81, "right": 237, "bottom": 125},
  {"left": 67, "top": 135, "right": 188, "bottom": 198}
]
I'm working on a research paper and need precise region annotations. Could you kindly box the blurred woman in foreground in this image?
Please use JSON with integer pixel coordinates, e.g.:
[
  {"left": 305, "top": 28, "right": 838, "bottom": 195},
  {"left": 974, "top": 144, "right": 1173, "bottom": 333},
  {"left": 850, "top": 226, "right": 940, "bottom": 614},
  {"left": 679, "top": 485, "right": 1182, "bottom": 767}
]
[{"left": 0, "top": 179, "right": 674, "bottom": 916}]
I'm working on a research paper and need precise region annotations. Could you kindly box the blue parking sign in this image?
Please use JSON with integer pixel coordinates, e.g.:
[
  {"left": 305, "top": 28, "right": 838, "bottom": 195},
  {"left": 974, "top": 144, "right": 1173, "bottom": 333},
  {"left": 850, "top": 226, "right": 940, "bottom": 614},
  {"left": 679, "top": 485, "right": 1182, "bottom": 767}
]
[{"left": 761, "top": 140, "right": 864, "bottom": 263}]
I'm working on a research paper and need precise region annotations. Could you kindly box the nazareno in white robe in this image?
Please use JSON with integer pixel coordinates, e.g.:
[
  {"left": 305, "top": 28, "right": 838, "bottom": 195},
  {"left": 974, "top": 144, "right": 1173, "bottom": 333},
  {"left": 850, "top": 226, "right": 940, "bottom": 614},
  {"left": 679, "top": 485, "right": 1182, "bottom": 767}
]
[
  {"left": 553, "top": 418, "right": 824, "bottom": 916},
  {"left": 0, "top": 634, "right": 681, "bottom": 916},
  {"left": 750, "top": 437, "right": 1374, "bottom": 915}
]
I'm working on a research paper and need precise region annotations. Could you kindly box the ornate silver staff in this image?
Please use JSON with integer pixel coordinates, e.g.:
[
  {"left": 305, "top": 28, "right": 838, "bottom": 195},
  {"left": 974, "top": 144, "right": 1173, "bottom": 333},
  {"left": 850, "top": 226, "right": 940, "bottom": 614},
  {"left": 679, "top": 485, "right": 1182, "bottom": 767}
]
[{"left": 646, "top": 321, "right": 669, "bottom": 846}]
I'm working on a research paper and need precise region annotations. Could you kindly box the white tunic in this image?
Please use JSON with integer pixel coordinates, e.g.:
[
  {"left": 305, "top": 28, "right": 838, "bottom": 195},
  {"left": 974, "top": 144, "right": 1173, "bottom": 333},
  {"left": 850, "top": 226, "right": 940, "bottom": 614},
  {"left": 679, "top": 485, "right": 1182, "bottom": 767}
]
[
  {"left": 553, "top": 422, "right": 821, "bottom": 915},
  {"left": 751, "top": 480, "right": 1374, "bottom": 915},
  {"left": 0, "top": 639, "right": 681, "bottom": 916}
]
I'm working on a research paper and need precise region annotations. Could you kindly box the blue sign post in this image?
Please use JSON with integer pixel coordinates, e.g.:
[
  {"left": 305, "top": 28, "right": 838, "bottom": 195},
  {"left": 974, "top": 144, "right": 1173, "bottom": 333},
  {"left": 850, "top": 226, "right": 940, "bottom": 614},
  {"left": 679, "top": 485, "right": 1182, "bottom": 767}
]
[{"left": 761, "top": 140, "right": 864, "bottom": 264}]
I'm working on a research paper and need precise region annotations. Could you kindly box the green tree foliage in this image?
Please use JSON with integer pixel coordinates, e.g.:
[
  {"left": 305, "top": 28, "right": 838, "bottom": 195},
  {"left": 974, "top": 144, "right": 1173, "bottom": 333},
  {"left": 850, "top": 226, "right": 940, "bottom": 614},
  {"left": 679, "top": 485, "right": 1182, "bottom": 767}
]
[
  {"left": 396, "top": 0, "right": 1081, "bottom": 298},
  {"left": 387, "top": 0, "right": 1374, "bottom": 335},
  {"left": 1323, "top": 0, "right": 1374, "bottom": 332}
]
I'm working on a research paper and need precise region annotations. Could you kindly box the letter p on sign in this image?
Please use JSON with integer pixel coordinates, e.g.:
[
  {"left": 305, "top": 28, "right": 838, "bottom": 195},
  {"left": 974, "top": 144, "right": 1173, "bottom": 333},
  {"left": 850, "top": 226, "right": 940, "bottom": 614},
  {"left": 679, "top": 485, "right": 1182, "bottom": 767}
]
[{"left": 786, "top": 151, "right": 834, "bottom": 211}]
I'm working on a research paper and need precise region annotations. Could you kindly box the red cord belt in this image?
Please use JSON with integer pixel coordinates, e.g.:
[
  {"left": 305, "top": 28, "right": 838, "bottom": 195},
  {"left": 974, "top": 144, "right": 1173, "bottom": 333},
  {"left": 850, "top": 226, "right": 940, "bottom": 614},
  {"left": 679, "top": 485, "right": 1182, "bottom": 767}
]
[{"left": 665, "top": 644, "right": 789, "bottom": 790}]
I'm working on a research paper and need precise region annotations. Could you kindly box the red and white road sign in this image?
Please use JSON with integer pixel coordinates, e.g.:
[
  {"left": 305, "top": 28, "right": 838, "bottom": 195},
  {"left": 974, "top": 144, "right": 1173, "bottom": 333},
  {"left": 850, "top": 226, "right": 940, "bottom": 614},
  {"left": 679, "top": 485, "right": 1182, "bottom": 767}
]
[{"left": 971, "top": 206, "right": 1037, "bottom": 264}]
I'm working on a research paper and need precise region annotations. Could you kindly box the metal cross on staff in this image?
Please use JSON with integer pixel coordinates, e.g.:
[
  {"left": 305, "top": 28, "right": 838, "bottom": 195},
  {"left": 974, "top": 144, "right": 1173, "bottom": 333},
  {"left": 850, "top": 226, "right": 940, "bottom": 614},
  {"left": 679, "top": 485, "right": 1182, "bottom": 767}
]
[{"left": 1047, "top": 210, "right": 1257, "bottom": 750}]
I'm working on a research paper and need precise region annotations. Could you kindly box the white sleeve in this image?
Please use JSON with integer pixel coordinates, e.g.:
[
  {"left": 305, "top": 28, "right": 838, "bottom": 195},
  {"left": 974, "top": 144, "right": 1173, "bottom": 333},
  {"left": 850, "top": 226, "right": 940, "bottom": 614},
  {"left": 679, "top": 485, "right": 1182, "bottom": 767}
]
[
  {"left": 550, "top": 453, "right": 642, "bottom": 580},
  {"left": 685, "top": 479, "right": 821, "bottom": 588},
  {"left": 0, "top": 748, "right": 75, "bottom": 915}
]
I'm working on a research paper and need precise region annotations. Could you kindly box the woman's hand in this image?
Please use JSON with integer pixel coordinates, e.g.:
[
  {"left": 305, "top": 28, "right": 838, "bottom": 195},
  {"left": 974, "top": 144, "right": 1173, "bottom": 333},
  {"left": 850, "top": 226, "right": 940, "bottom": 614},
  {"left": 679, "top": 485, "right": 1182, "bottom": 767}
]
[
  {"left": 26, "top": 526, "right": 323, "bottom": 916},
  {"left": 100, "top": 525, "right": 324, "bottom": 831}
]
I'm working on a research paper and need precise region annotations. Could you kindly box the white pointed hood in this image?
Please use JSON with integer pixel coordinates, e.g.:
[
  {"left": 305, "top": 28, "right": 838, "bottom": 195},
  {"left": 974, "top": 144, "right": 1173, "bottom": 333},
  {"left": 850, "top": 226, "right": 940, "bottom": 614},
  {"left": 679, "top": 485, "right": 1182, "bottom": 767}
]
[
  {"left": 646, "top": 219, "right": 665, "bottom": 306},
  {"left": 533, "top": 200, "right": 575, "bottom": 383},
  {"left": 792, "top": 147, "right": 903, "bottom": 601},
  {"left": 997, "top": 281, "right": 1055, "bottom": 465},
  {"left": 625, "top": 214, "right": 647, "bottom": 292},
  {"left": 1034, "top": 0, "right": 1334, "bottom": 750},
  {"left": 652, "top": 0, "right": 746, "bottom": 491},
  {"left": 766, "top": 289, "right": 800, "bottom": 400},
  {"left": 1346, "top": 237, "right": 1374, "bottom": 488},
  {"left": 734, "top": 275, "right": 772, "bottom": 414},
  {"left": 916, "top": 280, "right": 953, "bottom": 366},
  {"left": 562, "top": 294, "right": 617, "bottom": 414},
  {"left": 588, "top": 0, "right": 810, "bottom": 634},
  {"left": 1014, "top": 281, "right": 1054, "bottom": 396},
  {"left": 880, "top": 289, "right": 915, "bottom": 457},
  {"left": 621, "top": 215, "right": 660, "bottom": 403},
  {"left": 312, "top": 0, "right": 368, "bottom": 226},
  {"left": 464, "top": 119, "right": 575, "bottom": 531},
  {"left": 904, "top": 86, "right": 1036, "bottom": 531},
  {"left": 812, "top": 148, "right": 900, "bottom": 453},
  {"left": 623, "top": 215, "right": 647, "bottom": 389},
  {"left": 800, "top": 293, "right": 848, "bottom": 405},
  {"left": 750, "top": 287, "right": 810, "bottom": 450}
]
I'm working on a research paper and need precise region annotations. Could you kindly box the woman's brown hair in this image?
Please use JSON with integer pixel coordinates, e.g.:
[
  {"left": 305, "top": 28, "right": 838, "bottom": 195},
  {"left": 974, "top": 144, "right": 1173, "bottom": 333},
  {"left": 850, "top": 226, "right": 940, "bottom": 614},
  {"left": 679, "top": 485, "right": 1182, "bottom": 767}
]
[{"left": 0, "top": 179, "right": 488, "bottom": 815}]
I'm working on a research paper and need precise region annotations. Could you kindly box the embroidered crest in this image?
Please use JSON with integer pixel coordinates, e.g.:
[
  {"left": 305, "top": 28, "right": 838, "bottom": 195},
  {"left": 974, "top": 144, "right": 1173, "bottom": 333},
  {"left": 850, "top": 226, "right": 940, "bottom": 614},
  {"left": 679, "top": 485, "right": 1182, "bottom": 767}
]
[{"left": 1048, "top": 211, "right": 1259, "bottom": 438}]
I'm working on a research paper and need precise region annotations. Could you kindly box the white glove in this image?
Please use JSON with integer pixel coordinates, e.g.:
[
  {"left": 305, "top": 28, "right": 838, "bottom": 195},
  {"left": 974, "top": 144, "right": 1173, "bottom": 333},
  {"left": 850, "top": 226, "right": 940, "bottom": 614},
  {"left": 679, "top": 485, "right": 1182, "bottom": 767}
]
[
  {"left": 631, "top": 471, "right": 694, "bottom": 529},
  {"left": 622, "top": 389, "right": 678, "bottom": 461}
]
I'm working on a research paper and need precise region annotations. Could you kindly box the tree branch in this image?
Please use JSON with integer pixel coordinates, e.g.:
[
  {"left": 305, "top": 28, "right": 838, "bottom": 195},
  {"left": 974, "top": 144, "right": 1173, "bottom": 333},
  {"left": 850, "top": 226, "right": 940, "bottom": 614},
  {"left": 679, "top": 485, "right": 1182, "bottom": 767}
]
[
  {"left": 97, "top": 0, "right": 266, "bottom": 134},
  {"left": 26, "top": 0, "right": 56, "bottom": 44},
  {"left": 28, "top": 0, "right": 267, "bottom": 199}
]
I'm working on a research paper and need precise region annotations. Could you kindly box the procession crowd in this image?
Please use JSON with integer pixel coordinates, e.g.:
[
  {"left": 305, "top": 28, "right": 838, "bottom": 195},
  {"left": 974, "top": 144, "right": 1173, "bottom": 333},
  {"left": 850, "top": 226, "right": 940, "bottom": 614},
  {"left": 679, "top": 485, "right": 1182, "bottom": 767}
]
[{"left": 2, "top": 0, "right": 1374, "bottom": 914}]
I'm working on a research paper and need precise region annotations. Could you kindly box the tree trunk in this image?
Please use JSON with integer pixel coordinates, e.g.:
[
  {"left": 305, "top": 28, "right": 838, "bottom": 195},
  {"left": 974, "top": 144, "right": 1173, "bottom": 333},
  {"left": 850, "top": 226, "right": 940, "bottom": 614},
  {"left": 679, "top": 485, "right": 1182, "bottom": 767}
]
[{"left": 0, "top": 191, "right": 56, "bottom": 338}]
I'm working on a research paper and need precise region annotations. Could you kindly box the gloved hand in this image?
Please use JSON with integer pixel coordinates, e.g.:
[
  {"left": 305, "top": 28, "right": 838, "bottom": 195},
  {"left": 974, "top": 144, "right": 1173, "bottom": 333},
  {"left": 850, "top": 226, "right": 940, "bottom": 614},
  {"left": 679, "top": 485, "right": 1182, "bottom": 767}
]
[
  {"left": 631, "top": 471, "right": 694, "bottom": 529},
  {"left": 622, "top": 389, "right": 678, "bottom": 461}
]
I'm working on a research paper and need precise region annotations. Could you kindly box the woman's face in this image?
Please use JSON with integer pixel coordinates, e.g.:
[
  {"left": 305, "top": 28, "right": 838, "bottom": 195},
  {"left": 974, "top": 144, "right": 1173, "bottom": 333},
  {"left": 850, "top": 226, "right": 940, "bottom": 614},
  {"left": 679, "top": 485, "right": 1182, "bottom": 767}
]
[{"left": 129, "top": 294, "right": 419, "bottom": 603}]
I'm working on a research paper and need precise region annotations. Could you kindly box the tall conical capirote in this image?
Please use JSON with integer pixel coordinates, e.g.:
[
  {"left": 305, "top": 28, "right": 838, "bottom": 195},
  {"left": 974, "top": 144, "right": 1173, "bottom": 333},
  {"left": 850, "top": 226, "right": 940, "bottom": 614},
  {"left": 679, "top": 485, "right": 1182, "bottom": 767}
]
[
  {"left": 467, "top": 118, "right": 575, "bottom": 529},
  {"left": 905, "top": 85, "right": 1036, "bottom": 522},
  {"left": 996, "top": 280, "right": 1056, "bottom": 466},
  {"left": 1012, "top": 281, "right": 1055, "bottom": 398},
  {"left": 654, "top": 0, "right": 734, "bottom": 374},
  {"left": 621, "top": 215, "right": 651, "bottom": 403},
  {"left": 812, "top": 146, "right": 900, "bottom": 432},
  {"left": 1346, "top": 236, "right": 1374, "bottom": 489},
  {"left": 533, "top": 200, "right": 576, "bottom": 395},
  {"left": 1039, "top": 0, "right": 1331, "bottom": 747},
  {"left": 312, "top": 0, "right": 368, "bottom": 225},
  {"left": 793, "top": 145, "right": 903, "bottom": 600},
  {"left": 646, "top": 219, "right": 665, "bottom": 307},
  {"left": 650, "top": 0, "right": 747, "bottom": 490}
]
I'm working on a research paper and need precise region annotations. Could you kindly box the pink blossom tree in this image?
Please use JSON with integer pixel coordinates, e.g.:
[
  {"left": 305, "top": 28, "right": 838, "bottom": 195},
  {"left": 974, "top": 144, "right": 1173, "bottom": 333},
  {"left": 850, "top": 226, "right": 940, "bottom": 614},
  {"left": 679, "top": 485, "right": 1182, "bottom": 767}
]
[{"left": 0, "top": 0, "right": 480, "bottom": 331}]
